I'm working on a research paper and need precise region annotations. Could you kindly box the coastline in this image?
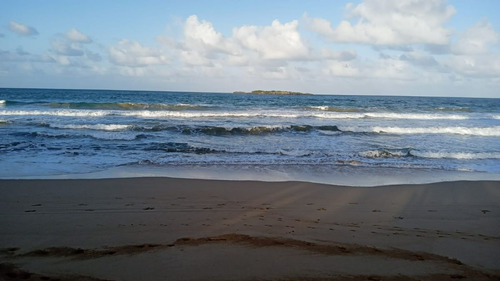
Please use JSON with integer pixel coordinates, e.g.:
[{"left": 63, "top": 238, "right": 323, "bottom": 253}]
[
  {"left": 1, "top": 177, "right": 499, "bottom": 280},
  {"left": 8, "top": 163, "right": 500, "bottom": 187}
]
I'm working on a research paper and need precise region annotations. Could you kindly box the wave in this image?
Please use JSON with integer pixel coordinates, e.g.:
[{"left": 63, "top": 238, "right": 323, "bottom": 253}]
[
  {"left": 10, "top": 131, "right": 72, "bottom": 139},
  {"left": 0, "top": 110, "right": 110, "bottom": 117},
  {"left": 314, "top": 112, "right": 469, "bottom": 120},
  {"left": 143, "top": 142, "right": 220, "bottom": 154},
  {"left": 341, "top": 126, "right": 500, "bottom": 137},
  {"left": 0, "top": 109, "right": 472, "bottom": 121},
  {"left": 434, "top": 107, "right": 472, "bottom": 112},
  {"left": 359, "top": 149, "right": 413, "bottom": 158},
  {"left": 47, "top": 102, "right": 210, "bottom": 111},
  {"left": 304, "top": 106, "right": 361, "bottom": 112},
  {"left": 23, "top": 119, "right": 500, "bottom": 137},
  {"left": 413, "top": 151, "right": 500, "bottom": 160},
  {"left": 85, "top": 132, "right": 145, "bottom": 141},
  {"left": 36, "top": 122, "right": 343, "bottom": 136},
  {"left": 361, "top": 148, "right": 500, "bottom": 160},
  {"left": 141, "top": 124, "right": 341, "bottom": 136},
  {"left": 49, "top": 123, "right": 132, "bottom": 131}
]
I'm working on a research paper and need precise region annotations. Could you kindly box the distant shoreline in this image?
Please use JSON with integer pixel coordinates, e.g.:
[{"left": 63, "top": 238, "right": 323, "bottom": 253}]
[{"left": 233, "top": 90, "right": 312, "bottom": 95}]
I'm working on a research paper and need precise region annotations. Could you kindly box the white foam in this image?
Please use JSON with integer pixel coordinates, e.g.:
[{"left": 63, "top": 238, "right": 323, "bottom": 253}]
[
  {"left": 0, "top": 100, "right": 5, "bottom": 104},
  {"left": 365, "top": 112, "right": 468, "bottom": 120},
  {"left": 342, "top": 126, "right": 500, "bottom": 137},
  {"left": 360, "top": 150, "right": 409, "bottom": 158},
  {"left": 0, "top": 108, "right": 470, "bottom": 121},
  {"left": 0, "top": 109, "right": 110, "bottom": 117},
  {"left": 413, "top": 151, "right": 500, "bottom": 160},
  {"left": 50, "top": 124, "right": 132, "bottom": 131},
  {"left": 308, "top": 106, "right": 330, "bottom": 111},
  {"left": 315, "top": 112, "right": 468, "bottom": 120}
]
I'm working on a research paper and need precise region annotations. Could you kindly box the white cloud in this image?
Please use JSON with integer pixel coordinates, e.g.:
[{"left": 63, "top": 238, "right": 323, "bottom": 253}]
[
  {"left": 184, "top": 15, "right": 238, "bottom": 54},
  {"left": 180, "top": 50, "right": 213, "bottom": 66},
  {"left": 445, "top": 54, "right": 500, "bottom": 78},
  {"left": 322, "top": 55, "right": 418, "bottom": 81},
  {"left": 9, "top": 21, "right": 39, "bottom": 36},
  {"left": 179, "top": 15, "right": 243, "bottom": 67},
  {"left": 233, "top": 20, "right": 309, "bottom": 60},
  {"left": 51, "top": 40, "right": 84, "bottom": 56},
  {"left": 109, "top": 39, "right": 168, "bottom": 67},
  {"left": 441, "top": 19, "right": 500, "bottom": 79},
  {"left": 45, "top": 29, "right": 101, "bottom": 68},
  {"left": 306, "top": 0, "right": 455, "bottom": 45},
  {"left": 163, "top": 15, "right": 355, "bottom": 74},
  {"left": 452, "top": 19, "right": 499, "bottom": 55},
  {"left": 66, "top": 28, "right": 92, "bottom": 43}
]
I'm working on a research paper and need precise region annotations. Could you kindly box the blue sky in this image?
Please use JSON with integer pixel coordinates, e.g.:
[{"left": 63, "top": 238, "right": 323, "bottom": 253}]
[{"left": 1, "top": 0, "right": 499, "bottom": 97}]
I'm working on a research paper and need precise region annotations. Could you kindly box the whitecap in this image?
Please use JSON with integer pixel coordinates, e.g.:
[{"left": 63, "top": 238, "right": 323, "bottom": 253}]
[
  {"left": 312, "top": 112, "right": 468, "bottom": 120},
  {"left": 342, "top": 126, "right": 500, "bottom": 137},
  {"left": 413, "top": 151, "right": 500, "bottom": 160},
  {"left": 0, "top": 109, "right": 111, "bottom": 117},
  {"left": 50, "top": 123, "right": 132, "bottom": 131}
]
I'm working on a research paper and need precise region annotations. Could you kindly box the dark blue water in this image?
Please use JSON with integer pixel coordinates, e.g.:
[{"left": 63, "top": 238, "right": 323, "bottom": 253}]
[{"left": 0, "top": 88, "right": 499, "bottom": 180}]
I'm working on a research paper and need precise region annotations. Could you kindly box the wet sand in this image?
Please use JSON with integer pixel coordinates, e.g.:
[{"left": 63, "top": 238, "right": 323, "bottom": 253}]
[{"left": 0, "top": 178, "right": 499, "bottom": 280}]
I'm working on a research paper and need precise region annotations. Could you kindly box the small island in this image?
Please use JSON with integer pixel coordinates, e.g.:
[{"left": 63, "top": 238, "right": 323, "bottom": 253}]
[{"left": 233, "top": 90, "right": 312, "bottom": 95}]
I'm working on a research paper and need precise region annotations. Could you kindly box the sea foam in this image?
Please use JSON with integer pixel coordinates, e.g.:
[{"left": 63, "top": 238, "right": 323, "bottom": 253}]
[{"left": 342, "top": 126, "right": 500, "bottom": 137}]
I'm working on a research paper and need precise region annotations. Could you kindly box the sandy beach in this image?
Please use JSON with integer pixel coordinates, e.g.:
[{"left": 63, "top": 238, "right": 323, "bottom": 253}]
[{"left": 0, "top": 178, "right": 499, "bottom": 280}]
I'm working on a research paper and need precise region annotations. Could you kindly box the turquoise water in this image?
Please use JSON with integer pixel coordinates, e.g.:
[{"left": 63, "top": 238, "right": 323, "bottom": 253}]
[{"left": 0, "top": 88, "right": 499, "bottom": 182}]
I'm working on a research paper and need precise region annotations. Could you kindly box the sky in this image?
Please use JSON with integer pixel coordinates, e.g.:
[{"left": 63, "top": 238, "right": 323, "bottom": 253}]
[{"left": 1, "top": 0, "right": 499, "bottom": 97}]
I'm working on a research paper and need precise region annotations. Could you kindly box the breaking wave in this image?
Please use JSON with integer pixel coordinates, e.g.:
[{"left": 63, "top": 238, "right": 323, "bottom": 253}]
[
  {"left": 49, "top": 123, "right": 133, "bottom": 131},
  {"left": 0, "top": 109, "right": 471, "bottom": 121},
  {"left": 177, "top": 125, "right": 341, "bottom": 135},
  {"left": 360, "top": 148, "right": 500, "bottom": 160},
  {"left": 341, "top": 126, "right": 500, "bottom": 137},
  {"left": 47, "top": 102, "right": 210, "bottom": 111},
  {"left": 304, "top": 106, "right": 361, "bottom": 112},
  {"left": 413, "top": 151, "right": 500, "bottom": 160},
  {"left": 30, "top": 120, "right": 500, "bottom": 137}
]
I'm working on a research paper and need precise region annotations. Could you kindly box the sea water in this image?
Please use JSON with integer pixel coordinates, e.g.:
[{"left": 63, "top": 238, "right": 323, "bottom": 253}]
[{"left": 0, "top": 88, "right": 499, "bottom": 185}]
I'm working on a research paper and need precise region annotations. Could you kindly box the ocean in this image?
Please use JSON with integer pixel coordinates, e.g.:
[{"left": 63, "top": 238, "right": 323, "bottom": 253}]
[{"left": 1, "top": 88, "right": 499, "bottom": 185}]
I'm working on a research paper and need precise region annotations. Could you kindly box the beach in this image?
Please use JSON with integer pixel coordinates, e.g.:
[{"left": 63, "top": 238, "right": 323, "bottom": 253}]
[{"left": 1, "top": 178, "right": 499, "bottom": 280}]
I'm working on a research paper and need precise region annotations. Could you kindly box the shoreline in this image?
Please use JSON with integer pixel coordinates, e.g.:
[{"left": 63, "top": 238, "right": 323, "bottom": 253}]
[
  {"left": 4, "top": 163, "right": 500, "bottom": 187},
  {"left": 1, "top": 177, "right": 499, "bottom": 280}
]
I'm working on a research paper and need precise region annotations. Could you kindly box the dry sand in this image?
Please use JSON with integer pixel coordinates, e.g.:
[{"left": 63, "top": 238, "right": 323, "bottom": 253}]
[{"left": 0, "top": 178, "right": 499, "bottom": 280}]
